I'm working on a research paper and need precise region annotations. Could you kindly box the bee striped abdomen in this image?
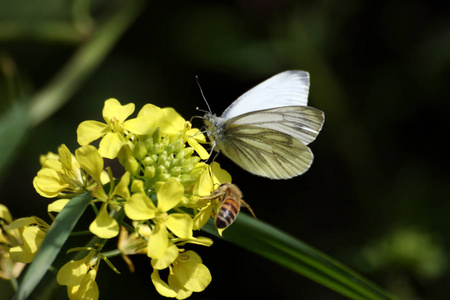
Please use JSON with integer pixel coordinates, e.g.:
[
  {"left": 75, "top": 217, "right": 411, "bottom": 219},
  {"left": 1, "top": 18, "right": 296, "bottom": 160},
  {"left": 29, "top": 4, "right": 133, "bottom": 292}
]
[{"left": 215, "top": 198, "right": 241, "bottom": 229}]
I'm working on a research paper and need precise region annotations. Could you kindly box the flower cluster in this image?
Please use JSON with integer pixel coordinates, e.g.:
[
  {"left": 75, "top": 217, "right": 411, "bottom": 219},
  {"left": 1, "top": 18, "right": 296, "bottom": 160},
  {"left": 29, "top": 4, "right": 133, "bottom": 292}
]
[
  {"left": 27, "top": 99, "right": 236, "bottom": 299},
  {"left": 0, "top": 204, "right": 48, "bottom": 280}
]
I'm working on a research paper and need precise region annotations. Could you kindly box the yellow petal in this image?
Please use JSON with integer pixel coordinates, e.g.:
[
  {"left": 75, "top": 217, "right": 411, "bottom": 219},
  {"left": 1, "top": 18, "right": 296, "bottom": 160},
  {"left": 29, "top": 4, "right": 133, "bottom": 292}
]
[
  {"left": 102, "top": 98, "right": 135, "bottom": 124},
  {"left": 186, "top": 137, "right": 209, "bottom": 160},
  {"left": 165, "top": 213, "right": 193, "bottom": 239},
  {"left": 147, "top": 224, "right": 168, "bottom": 259},
  {"left": 159, "top": 108, "right": 185, "bottom": 136},
  {"left": 123, "top": 116, "right": 157, "bottom": 135},
  {"left": 0, "top": 204, "right": 13, "bottom": 223},
  {"left": 75, "top": 145, "right": 104, "bottom": 184},
  {"left": 174, "top": 251, "right": 211, "bottom": 292},
  {"left": 186, "top": 128, "right": 206, "bottom": 143},
  {"left": 98, "top": 132, "right": 126, "bottom": 159},
  {"left": 168, "top": 274, "right": 193, "bottom": 299},
  {"left": 136, "top": 103, "right": 162, "bottom": 118},
  {"left": 177, "top": 236, "right": 213, "bottom": 247},
  {"left": 112, "top": 172, "right": 130, "bottom": 199},
  {"left": 157, "top": 180, "right": 184, "bottom": 212},
  {"left": 77, "top": 120, "right": 109, "bottom": 146},
  {"left": 151, "top": 243, "right": 179, "bottom": 270},
  {"left": 151, "top": 269, "right": 177, "bottom": 298},
  {"left": 89, "top": 204, "right": 119, "bottom": 239},
  {"left": 8, "top": 217, "right": 39, "bottom": 229},
  {"left": 182, "top": 263, "right": 211, "bottom": 292},
  {"left": 73, "top": 269, "right": 99, "bottom": 300},
  {"left": 58, "top": 144, "right": 75, "bottom": 171},
  {"left": 195, "top": 169, "right": 214, "bottom": 197},
  {"left": 192, "top": 204, "right": 213, "bottom": 230},
  {"left": 210, "top": 162, "right": 231, "bottom": 184},
  {"left": 48, "top": 199, "right": 70, "bottom": 213},
  {"left": 33, "top": 168, "right": 68, "bottom": 198},
  {"left": 57, "top": 259, "right": 88, "bottom": 286},
  {"left": 124, "top": 193, "right": 156, "bottom": 220},
  {"left": 10, "top": 226, "right": 46, "bottom": 263}
]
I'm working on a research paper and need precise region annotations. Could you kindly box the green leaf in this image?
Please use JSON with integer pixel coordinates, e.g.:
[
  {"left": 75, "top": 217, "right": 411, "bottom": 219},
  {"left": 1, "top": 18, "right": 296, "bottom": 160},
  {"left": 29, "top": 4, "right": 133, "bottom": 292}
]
[
  {"left": 12, "top": 192, "right": 92, "bottom": 300},
  {"left": 202, "top": 214, "right": 398, "bottom": 300}
]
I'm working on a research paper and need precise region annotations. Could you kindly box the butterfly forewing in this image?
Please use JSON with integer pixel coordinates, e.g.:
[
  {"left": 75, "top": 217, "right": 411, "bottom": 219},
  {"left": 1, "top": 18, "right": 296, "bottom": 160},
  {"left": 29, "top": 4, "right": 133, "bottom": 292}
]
[
  {"left": 218, "top": 125, "right": 313, "bottom": 179},
  {"left": 221, "top": 71, "right": 310, "bottom": 119},
  {"left": 226, "top": 106, "right": 324, "bottom": 145}
]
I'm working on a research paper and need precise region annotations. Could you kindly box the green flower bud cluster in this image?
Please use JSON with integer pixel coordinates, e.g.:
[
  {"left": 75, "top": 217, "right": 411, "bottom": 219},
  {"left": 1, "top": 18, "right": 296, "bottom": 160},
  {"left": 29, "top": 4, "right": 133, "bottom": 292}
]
[{"left": 129, "top": 129, "right": 207, "bottom": 189}]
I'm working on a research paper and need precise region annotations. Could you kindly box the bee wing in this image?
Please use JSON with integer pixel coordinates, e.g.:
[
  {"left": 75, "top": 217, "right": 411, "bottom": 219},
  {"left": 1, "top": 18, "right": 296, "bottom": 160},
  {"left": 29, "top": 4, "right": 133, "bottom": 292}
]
[
  {"left": 218, "top": 125, "right": 313, "bottom": 179},
  {"left": 221, "top": 71, "right": 310, "bottom": 120},
  {"left": 226, "top": 106, "right": 324, "bottom": 145}
]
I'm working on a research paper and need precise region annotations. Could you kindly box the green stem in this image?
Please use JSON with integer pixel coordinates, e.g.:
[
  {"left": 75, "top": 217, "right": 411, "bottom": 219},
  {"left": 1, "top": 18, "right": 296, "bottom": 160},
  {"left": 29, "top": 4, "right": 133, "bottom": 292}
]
[
  {"left": 28, "top": 0, "right": 147, "bottom": 127},
  {"left": 102, "top": 249, "right": 123, "bottom": 258},
  {"left": 9, "top": 277, "right": 18, "bottom": 291}
]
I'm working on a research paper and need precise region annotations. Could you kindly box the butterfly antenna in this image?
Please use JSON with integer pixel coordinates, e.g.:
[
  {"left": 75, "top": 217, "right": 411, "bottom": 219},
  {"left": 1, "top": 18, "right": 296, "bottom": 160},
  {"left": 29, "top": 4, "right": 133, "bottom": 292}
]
[{"left": 195, "top": 75, "right": 212, "bottom": 114}]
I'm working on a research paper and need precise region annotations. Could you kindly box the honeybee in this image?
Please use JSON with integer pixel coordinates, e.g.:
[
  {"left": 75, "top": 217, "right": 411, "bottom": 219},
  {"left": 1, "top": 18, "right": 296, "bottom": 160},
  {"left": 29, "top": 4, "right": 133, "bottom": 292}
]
[{"left": 203, "top": 183, "right": 256, "bottom": 229}]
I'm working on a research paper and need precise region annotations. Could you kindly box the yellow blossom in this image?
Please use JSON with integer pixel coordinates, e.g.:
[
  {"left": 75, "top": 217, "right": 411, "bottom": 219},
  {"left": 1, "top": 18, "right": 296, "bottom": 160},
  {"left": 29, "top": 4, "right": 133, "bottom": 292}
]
[
  {"left": 33, "top": 100, "right": 230, "bottom": 299},
  {"left": 57, "top": 251, "right": 103, "bottom": 300},
  {"left": 124, "top": 180, "right": 194, "bottom": 259},
  {"left": 33, "top": 145, "right": 84, "bottom": 198},
  {"left": 33, "top": 144, "right": 104, "bottom": 200},
  {"left": 89, "top": 203, "right": 119, "bottom": 239},
  {"left": 89, "top": 172, "right": 131, "bottom": 239},
  {"left": 8, "top": 217, "right": 48, "bottom": 263},
  {"left": 0, "top": 246, "right": 26, "bottom": 280},
  {"left": 151, "top": 251, "right": 211, "bottom": 299},
  {"left": 0, "top": 204, "right": 26, "bottom": 279},
  {"left": 77, "top": 99, "right": 136, "bottom": 159}
]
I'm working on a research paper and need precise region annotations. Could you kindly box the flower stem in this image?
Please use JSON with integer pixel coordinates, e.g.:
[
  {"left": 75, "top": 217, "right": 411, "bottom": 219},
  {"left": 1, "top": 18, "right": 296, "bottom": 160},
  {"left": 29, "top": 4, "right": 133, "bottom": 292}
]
[{"left": 28, "top": 0, "right": 147, "bottom": 127}]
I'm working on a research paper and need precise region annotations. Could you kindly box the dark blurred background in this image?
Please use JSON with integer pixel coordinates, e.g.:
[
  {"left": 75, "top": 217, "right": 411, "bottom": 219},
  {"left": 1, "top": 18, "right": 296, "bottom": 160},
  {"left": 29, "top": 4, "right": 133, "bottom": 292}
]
[{"left": 1, "top": 0, "right": 450, "bottom": 299}]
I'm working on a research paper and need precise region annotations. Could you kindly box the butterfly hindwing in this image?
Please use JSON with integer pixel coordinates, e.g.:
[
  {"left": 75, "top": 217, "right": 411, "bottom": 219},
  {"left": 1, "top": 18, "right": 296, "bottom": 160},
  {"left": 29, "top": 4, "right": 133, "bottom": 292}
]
[
  {"left": 225, "top": 106, "right": 324, "bottom": 145},
  {"left": 217, "top": 125, "right": 313, "bottom": 179}
]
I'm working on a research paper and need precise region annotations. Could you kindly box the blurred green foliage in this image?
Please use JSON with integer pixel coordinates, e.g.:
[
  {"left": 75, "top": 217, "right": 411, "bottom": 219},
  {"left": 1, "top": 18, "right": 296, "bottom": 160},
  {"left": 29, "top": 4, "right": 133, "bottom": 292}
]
[{"left": 1, "top": 0, "right": 450, "bottom": 299}]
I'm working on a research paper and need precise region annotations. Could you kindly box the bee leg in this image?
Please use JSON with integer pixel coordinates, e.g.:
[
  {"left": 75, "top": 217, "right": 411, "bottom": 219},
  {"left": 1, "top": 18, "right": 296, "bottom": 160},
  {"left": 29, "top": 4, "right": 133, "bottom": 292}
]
[{"left": 240, "top": 200, "right": 257, "bottom": 220}]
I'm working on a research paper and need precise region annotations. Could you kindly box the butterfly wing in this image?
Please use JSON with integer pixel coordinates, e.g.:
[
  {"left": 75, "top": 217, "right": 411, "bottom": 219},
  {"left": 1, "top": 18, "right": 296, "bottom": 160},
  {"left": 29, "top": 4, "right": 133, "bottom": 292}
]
[
  {"left": 226, "top": 106, "right": 324, "bottom": 145},
  {"left": 221, "top": 70, "right": 310, "bottom": 120},
  {"left": 216, "top": 125, "right": 313, "bottom": 179}
]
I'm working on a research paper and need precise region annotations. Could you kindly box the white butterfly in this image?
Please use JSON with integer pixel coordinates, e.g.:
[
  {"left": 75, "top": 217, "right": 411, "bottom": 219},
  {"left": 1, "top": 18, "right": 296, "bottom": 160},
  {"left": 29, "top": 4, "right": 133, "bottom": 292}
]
[{"left": 203, "top": 70, "right": 324, "bottom": 179}]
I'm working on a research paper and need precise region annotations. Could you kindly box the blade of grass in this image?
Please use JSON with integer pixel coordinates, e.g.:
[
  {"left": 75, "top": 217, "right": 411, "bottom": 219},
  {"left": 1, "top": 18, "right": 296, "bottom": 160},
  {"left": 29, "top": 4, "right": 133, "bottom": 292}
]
[
  {"left": 202, "top": 214, "right": 398, "bottom": 300},
  {"left": 28, "top": 0, "right": 147, "bottom": 126},
  {"left": 11, "top": 192, "right": 92, "bottom": 300},
  {"left": 0, "top": 101, "right": 29, "bottom": 177}
]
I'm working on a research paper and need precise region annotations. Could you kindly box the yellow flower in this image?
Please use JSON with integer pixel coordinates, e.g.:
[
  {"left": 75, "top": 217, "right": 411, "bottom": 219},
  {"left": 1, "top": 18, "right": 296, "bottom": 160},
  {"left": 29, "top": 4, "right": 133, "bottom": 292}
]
[
  {"left": 33, "top": 145, "right": 84, "bottom": 198},
  {"left": 0, "top": 204, "right": 26, "bottom": 280},
  {"left": 0, "top": 245, "right": 25, "bottom": 280},
  {"left": 77, "top": 100, "right": 190, "bottom": 159},
  {"left": 89, "top": 172, "right": 131, "bottom": 239},
  {"left": 33, "top": 144, "right": 104, "bottom": 200},
  {"left": 124, "top": 180, "right": 194, "bottom": 259},
  {"left": 77, "top": 99, "right": 136, "bottom": 159},
  {"left": 67, "top": 269, "right": 99, "bottom": 300},
  {"left": 8, "top": 217, "right": 48, "bottom": 263},
  {"left": 57, "top": 254, "right": 100, "bottom": 300},
  {"left": 151, "top": 251, "right": 212, "bottom": 299}
]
